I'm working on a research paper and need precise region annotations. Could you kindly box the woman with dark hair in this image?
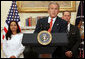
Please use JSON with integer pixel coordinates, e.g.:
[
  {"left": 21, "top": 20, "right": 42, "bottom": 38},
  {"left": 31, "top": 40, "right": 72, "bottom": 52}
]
[{"left": 2, "top": 21, "right": 25, "bottom": 58}]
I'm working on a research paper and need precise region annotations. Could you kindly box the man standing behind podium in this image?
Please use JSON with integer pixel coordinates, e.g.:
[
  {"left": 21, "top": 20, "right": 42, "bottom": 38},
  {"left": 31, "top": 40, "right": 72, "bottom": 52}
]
[
  {"left": 34, "top": 2, "right": 68, "bottom": 58},
  {"left": 34, "top": 2, "right": 67, "bottom": 33},
  {"left": 62, "top": 11, "right": 81, "bottom": 58}
]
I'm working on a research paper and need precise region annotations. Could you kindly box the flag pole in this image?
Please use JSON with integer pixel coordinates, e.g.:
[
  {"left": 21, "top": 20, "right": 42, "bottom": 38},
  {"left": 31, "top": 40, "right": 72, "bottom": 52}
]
[
  {"left": 80, "top": 1, "right": 84, "bottom": 58},
  {"left": 13, "top": 1, "right": 16, "bottom": 21}
]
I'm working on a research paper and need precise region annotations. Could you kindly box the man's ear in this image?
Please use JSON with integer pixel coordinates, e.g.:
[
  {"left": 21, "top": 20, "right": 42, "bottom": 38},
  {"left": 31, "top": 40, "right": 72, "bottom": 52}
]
[
  {"left": 62, "top": 16, "right": 64, "bottom": 19},
  {"left": 70, "top": 16, "right": 71, "bottom": 19},
  {"left": 57, "top": 10, "right": 59, "bottom": 15}
]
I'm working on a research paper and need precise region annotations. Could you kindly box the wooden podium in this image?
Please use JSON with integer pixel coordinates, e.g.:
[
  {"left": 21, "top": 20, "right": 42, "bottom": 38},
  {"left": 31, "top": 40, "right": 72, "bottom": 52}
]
[{"left": 22, "top": 33, "right": 68, "bottom": 58}]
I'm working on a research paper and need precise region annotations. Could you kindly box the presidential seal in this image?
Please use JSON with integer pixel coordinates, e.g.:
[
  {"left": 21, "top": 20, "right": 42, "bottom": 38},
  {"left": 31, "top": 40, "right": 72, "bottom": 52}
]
[{"left": 37, "top": 31, "right": 52, "bottom": 45}]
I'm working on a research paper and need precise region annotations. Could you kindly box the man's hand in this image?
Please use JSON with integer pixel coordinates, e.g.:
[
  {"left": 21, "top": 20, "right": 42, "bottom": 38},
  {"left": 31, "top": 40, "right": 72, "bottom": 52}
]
[
  {"left": 65, "top": 51, "right": 72, "bottom": 58},
  {"left": 10, "top": 56, "right": 16, "bottom": 58}
]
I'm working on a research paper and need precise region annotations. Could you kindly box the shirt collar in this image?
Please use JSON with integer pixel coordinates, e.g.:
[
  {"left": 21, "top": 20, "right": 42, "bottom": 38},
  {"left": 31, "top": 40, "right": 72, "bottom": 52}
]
[
  {"left": 68, "top": 23, "right": 70, "bottom": 27},
  {"left": 48, "top": 16, "right": 57, "bottom": 21},
  {"left": 67, "top": 23, "right": 70, "bottom": 31},
  {"left": 48, "top": 16, "right": 57, "bottom": 27}
]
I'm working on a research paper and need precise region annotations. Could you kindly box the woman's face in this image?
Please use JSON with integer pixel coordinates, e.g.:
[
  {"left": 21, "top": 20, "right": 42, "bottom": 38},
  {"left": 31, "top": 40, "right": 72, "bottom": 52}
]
[{"left": 10, "top": 22, "right": 18, "bottom": 32}]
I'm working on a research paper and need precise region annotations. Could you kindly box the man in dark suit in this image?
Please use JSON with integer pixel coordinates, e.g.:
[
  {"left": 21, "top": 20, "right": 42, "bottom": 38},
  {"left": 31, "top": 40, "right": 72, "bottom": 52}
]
[
  {"left": 34, "top": 2, "right": 68, "bottom": 58},
  {"left": 34, "top": 2, "right": 67, "bottom": 33},
  {"left": 62, "top": 11, "right": 81, "bottom": 58}
]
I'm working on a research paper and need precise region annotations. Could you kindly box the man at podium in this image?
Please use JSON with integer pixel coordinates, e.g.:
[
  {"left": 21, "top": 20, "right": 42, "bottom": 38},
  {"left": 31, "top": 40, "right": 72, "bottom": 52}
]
[
  {"left": 34, "top": 2, "right": 68, "bottom": 58},
  {"left": 34, "top": 2, "right": 67, "bottom": 33}
]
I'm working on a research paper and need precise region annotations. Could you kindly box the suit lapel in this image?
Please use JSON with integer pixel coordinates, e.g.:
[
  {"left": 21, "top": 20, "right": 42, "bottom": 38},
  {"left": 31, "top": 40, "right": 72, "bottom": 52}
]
[
  {"left": 42, "top": 17, "right": 48, "bottom": 26},
  {"left": 45, "top": 17, "right": 48, "bottom": 23},
  {"left": 69, "top": 24, "right": 74, "bottom": 36},
  {"left": 51, "top": 16, "right": 60, "bottom": 32},
  {"left": 69, "top": 24, "right": 73, "bottom": 33}
]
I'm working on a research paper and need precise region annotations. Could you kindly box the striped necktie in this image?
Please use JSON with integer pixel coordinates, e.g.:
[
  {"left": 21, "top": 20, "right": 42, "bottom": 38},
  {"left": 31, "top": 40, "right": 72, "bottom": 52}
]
[{"left": 48, "top": 18, "right": 53, "bottom": 32}]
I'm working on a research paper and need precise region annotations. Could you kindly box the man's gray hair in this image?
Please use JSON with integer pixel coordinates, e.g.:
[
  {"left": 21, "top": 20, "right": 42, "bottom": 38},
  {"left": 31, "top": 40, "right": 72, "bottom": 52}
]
[{"left": 48, "top": 2, "right": 60, "bottom": 10}]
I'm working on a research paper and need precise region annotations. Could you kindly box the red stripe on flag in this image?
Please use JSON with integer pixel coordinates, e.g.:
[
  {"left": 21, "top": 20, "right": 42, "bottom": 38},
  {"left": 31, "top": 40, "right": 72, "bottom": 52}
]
[
  {"left": 83, "top": 50, "right": 84, "bottom": 58},
  {"left": 19, "top": 26, "right": 21, "bottom": 32},
  {"left": 80, "top": 50, "right": 81, "bottom": 58},
  {"left": 4, "top": 27, "right": 8, "bottom": 33},
  {"left": 2, "top": 35, "right": 5, "bottom": 40},
  {"left": 18, "top": 24, "right": 21, "bottom": 32}
]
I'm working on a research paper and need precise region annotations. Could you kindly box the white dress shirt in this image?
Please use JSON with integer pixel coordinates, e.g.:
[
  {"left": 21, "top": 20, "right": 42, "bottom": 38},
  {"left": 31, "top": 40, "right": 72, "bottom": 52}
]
[
  {"left": 67, "top": 23, "right": 70, "bottom": 32},
  {"left": 48, "top": 16, "right": 57, "bottom": 28},
  {"left": 2, "top": 33, "right": 25, "bottom": 58}
]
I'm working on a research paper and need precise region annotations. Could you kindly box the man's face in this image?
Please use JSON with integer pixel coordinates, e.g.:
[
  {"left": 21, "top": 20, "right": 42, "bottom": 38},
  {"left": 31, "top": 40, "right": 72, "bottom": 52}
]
[
  {"left": 63, "top": 12, "right": 71, "bottom": 22},
  {"left": 48, "top": 4, "right": 59, "bottom": 18}
]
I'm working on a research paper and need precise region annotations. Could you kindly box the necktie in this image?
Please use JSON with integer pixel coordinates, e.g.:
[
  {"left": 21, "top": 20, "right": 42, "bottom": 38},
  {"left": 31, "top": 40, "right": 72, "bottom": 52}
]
[{"left": 48, "top": 18, "right": 53, "bottom": 32}]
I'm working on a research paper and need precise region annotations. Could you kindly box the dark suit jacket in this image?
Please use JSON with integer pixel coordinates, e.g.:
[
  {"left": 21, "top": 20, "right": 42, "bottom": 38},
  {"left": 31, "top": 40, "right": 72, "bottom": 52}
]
[
  {"left": 34, "top": 16, "right": 68, "bottom": 58},
  {"left": 34, "top": 16, "right": 68, "bottom": 33},
  {"left": 63, "top": 24, "right": 81, "bottom": 58}
]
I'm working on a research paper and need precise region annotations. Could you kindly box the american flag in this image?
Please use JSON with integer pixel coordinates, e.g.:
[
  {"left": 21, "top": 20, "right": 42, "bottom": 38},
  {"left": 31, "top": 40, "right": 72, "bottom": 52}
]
[
  {"left": 2, "top": 1, "right": 21, "bottom": 41},
  {"left": 75, "top": 1, "right": 84, "bottom": 58},
  {"left": 75, "top": 1, "right": 84, "bottom": 26}
]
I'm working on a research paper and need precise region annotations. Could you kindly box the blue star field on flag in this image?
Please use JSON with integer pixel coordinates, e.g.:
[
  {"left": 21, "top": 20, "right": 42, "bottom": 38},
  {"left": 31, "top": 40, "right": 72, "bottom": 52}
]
[{"left": 6, "top": 1, "right": 20, "bottom": 25}]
